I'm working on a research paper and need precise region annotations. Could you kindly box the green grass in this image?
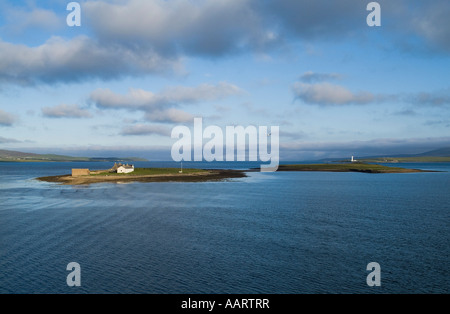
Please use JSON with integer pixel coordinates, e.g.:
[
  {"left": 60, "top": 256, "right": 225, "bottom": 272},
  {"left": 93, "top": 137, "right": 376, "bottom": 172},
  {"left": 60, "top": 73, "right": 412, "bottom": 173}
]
[{"left": 91, "top": 167, "right": 206, "bottom": 176}]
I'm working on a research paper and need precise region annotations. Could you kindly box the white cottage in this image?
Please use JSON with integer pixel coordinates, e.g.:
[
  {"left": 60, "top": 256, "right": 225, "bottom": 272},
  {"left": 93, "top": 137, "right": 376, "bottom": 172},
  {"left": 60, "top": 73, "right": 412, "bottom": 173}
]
[{"left": 117, "top": 164, "right": 135, "bottom": 173}]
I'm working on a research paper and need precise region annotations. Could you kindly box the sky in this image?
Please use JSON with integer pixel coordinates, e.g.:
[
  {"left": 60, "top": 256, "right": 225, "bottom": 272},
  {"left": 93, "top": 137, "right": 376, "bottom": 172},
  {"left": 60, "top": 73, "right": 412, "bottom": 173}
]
[{"left": 0, "top": 0, "right": 449, "bottom": 160}]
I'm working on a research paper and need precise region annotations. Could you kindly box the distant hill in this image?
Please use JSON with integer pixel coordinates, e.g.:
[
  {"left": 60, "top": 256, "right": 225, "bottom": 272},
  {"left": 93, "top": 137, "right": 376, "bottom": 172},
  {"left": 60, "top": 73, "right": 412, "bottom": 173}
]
[
  {"left": 414, "top": 147, "right": 450, "bottom": 157},
  {"left": 0, "top": 149, "right": 148, "bottom": 162},
  {"left": 358, "top": 156, "right": 450, "bottom": 163},
  {"left": 353, "top": 147, "right": 450, "bottom": 163}
]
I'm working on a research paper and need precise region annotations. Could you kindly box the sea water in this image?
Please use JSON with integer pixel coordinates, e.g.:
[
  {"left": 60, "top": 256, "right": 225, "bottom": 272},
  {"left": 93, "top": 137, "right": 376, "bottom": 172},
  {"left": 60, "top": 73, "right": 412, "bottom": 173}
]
[{"left": 0, "top": 162, "right": 449, "bottom": 293}]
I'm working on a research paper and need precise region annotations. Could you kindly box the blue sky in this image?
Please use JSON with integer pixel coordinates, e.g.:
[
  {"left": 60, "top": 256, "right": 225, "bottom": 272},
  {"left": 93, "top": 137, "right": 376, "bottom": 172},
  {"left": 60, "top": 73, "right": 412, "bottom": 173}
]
[{"left": 0, "top": 0, "right": 449, "bottom": 160}]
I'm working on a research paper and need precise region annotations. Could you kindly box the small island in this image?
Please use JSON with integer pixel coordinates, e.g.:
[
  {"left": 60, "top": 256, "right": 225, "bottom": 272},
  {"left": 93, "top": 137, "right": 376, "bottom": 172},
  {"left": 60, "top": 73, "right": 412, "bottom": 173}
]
[
  {"left": 37, "top": 167, "right": 247, "bottom": 185},
  {"left": 277, "top": 163, "right": 430, "bottom": 173},
  {"left": 36, "top": 163, "right": 433, "bottom": 185}
]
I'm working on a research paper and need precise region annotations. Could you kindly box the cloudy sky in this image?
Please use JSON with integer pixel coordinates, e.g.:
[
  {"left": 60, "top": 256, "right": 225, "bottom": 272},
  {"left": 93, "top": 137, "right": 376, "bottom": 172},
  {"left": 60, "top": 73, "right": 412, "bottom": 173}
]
[{"left": 0, "top": 0, "right": 449, "bottom": 160}]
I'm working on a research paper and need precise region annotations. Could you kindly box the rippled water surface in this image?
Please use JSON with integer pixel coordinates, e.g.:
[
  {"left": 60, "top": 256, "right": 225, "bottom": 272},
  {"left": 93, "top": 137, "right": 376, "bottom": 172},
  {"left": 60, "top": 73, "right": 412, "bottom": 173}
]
[{"left": 0, "top": 162, "right": 449, "bottom": 293}]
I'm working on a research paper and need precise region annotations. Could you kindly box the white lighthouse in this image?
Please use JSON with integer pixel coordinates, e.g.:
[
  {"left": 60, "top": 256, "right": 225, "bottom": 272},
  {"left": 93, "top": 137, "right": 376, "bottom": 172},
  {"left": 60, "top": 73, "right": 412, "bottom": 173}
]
[{"left": 351, "top": 156, "right": 355, "bottom": 162}]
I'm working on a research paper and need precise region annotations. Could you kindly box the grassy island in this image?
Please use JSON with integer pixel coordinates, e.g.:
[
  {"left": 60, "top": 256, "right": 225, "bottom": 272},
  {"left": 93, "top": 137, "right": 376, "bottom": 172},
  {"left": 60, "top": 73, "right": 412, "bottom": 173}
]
[
  {"left": 277, "top": 163, "right": 430, "bottom": 173},
  {"left": 37, "top": 168, "right": 247, "bottom": 185},
  {"left": 90, "top": 168, "right": 205, "bottom": 176}
]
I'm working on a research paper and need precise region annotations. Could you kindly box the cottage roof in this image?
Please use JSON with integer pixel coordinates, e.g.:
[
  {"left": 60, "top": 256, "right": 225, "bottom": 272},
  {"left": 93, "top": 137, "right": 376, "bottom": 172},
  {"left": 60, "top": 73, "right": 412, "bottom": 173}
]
[{"left": 119, "top": 165, "right": 134, "bottom": 169}]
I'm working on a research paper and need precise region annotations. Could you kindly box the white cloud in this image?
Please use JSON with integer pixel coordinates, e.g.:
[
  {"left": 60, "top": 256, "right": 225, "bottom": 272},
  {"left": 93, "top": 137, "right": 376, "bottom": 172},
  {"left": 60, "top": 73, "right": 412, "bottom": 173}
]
[
  {"left": 409, "top": 0, "right": 450, "bottom": 52},
  {"left": 299, "top": 71, "right": 342, "bottom": 83},
  {"left": 121, "top": 124, "right": 172, "bottom": 136},
  {"left": 42, "top": 104, "right": 92, "bottom": 118},
  {"left": 90, "top": 82, "right": 243, "bottom": 123},
  {"left": 293, "top": 78, "right": 449, "bottom": 107},
  {"left": 0, "top": 0, "right": 448, "bottom": 88},
  {"left": 293, "top": 82, "right": 375, "bottom": 106},
  {"left": 0, "top": 36, "right": 183, "bottom": 86},
  {"left": 164, "top": 82, "right": 244, "bottom": 103},
  {"left": 4, "top": 7, "right": 63, "bottom": 33},
  {"left": 144, "top": 108, "right": 194, "bottom": 123},
  {"left": 84, "top": 0, "right": 273, "bottom": 57},
  {"left": 0, "top": 109, "right": 16, "bottom": 126},
  {"left": 91, "top": 82, "right": 242, "bottom": 110},
  {"left": 90, "top": 88, "right": 158, "bottom": 110}
]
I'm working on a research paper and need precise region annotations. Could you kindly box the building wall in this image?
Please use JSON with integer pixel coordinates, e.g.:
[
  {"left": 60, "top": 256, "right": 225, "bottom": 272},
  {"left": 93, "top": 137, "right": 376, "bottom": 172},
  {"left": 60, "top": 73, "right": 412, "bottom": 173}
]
[
  {"left": 72, "top": 169, "right": 90, "bottom": 177},
  {"left": 117, "top": 166, "right": 134, "bottom": 174}
]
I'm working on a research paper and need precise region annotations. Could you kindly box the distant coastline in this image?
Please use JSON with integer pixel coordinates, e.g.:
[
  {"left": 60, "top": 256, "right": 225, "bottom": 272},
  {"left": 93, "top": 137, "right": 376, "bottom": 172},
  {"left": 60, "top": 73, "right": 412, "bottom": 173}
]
[
  {"left": 0, "top": 149, "right": 148, "bottom": 163},
  {"left": 356, "top": 157, "right": 450, "bottom": 163}
]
